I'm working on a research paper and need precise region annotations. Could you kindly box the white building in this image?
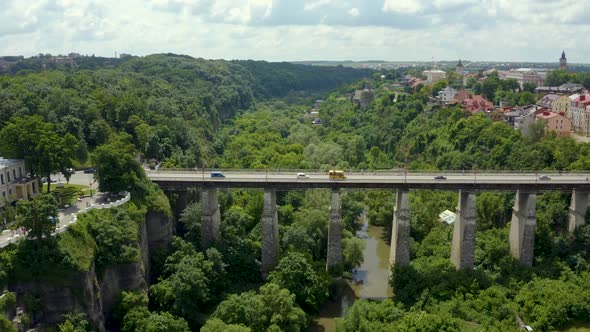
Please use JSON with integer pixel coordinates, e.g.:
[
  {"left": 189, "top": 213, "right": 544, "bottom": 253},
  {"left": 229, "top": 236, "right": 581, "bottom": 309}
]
[
  {"left": 0, "top": 158, "right": 39, "bottom": 208},
  {"left": 437, "top": 87, "right": 458, "bottom": 103},
  {"left": 567, "top": 94, "right": 590, "bottom": 135},
  {"left": 424, "top": 70, "right": 447, "bottom": 84},
  {"left": 439, "top": 210, "right": 456, "bottom": 225},
  {"left": 499, "top": 68, "right": 547, "bottom": 87}
]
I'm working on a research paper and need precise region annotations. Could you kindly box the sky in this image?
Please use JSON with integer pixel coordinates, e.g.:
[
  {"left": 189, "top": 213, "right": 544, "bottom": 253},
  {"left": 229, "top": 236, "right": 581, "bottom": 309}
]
[{"left": 1, "top": 0, "right": 589, "bottom": 63}]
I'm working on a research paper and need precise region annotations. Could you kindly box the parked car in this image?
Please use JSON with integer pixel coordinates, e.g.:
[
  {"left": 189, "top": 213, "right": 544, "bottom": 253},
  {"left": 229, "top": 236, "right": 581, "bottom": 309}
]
[
  {"left": 434, "top": 175, "right": 447, "bottom": 180},
  {"left": 83, "top": 168, "right": 96, "bottom": 174},
  {"left": 211, "top": 172, "right": 225, "bottom": 178},
  {"left": 297, "top": 172, "right": 309, "bottom": 179},
  {"left": 539, "top": 175, "right": 551, "bottom": 180}
]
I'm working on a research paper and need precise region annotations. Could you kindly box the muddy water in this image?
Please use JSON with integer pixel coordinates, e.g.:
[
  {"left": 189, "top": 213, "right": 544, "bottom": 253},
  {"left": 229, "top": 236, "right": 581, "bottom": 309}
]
[{"left": 308, "top": 214, "right": 392, "bottom": 332}]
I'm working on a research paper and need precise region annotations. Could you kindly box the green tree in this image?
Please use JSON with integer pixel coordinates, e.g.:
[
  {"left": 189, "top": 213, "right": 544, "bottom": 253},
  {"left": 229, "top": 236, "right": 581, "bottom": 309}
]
[
  {"left": 149, "top": 238, "right": 226, "bottom": 328},
  {"left": 0, "top": 115, "right": 77, "bottom": 191},
  {"left": 431, "top": 79, "right": 448, "bottom": 96},
  {"left": 0, "top": 317, "right": 16, "bottom": 332},
  {"left": 16, "top": 194, "right": 58, "bottom": 239},
  {"left": 267, "top": 252, "right": 329, "bottom": 311},
  {"left": 210, "top": 283, "right": 306, "bottom": 331},
  {"left": 179, "top": 202, "right": 201, "bottom": 247},
  {"left": 92, "top": 134, "right": 144, "bottom": 193},
  {"left": 522, "top": 82, "right": 537, "bottom": 93},
  {"left": 88, "top": 118, "right": 112, "bottom": 146},
  {"left": 342, "top": 237, "right": 365, "bottom": 270},
  {"left": 201, "top": 319, "right": 251, "bottom": 332},
  {"left": 115, "top": 291, "right": 190, "bottom": 332},
  {"left": 58, "top": 313, "right": 89, "bottom": 332}
]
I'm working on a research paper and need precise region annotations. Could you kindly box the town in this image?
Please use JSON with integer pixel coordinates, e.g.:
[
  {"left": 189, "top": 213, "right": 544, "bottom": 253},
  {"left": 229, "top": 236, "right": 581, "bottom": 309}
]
[{"left": 400, "top": 52, "right": 590, "bottom": 141}]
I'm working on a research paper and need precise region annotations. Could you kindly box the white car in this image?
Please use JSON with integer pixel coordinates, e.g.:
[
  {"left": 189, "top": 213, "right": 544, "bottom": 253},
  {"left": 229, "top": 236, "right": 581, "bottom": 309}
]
[{"left": 297, "top": 173, "right": 310, "bottom": 179}]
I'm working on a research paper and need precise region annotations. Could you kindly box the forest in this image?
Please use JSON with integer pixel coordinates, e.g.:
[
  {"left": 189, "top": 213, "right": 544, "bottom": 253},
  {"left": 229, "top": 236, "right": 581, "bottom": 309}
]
[{"left": 0, "top": 54, "right": 589, "bottom": 332}]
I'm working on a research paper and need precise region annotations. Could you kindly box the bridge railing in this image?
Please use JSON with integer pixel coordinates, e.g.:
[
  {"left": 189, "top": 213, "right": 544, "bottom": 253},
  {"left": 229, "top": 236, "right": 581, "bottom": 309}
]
[{"left": 151, "top": 168, "right": 582, "bottom": 176}]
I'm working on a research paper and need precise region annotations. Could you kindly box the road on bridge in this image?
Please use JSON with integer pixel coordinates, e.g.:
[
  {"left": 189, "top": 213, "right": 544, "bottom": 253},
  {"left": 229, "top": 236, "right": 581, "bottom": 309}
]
[{"left": 147, "top": 170, "right": 590, "bottom": 190}]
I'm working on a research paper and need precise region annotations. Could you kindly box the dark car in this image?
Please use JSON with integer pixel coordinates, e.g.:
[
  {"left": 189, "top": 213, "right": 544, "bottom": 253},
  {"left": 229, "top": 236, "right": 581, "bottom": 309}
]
[
  {"left": 83, "top": 168, "right": 96, "bottom": 174},
  {"left": 211, "top": 172, "right": 225, "bottom": 178},
  {"left": 539, "top": 175, "right": 551, "bottom": 180},
  {"left": 434, "top": 175, "right": 447, "bottom": 180}
]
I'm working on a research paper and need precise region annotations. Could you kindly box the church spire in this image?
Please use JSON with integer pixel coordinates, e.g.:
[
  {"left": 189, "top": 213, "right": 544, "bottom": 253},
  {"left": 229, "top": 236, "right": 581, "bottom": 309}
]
[{"left": 560, "top": 50, "right": 568, "bottom": 70}]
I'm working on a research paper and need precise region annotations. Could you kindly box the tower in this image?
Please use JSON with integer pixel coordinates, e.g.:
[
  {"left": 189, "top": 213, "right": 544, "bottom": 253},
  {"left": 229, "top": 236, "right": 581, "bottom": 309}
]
[
  {"left": 456, "top": 59, "right": 465, "bottom": 75},
  {"left": 560, "top": 50, "right": 567, "bottom": 70}
]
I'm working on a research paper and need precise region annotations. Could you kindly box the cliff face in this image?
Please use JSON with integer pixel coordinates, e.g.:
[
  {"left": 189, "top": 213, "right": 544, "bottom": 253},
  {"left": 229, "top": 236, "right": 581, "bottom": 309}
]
[
  {"left": 8, "top": 208, "right": 173, "bottom": 331},
  {"left": 100, "top": 262, "right": 147, "bottom": 331},
  {"left": 145, "top": 211, "right": 174, "bottom": 252},
  {"left": 11, "top": 263, "right": 105, "bottom": 331}
]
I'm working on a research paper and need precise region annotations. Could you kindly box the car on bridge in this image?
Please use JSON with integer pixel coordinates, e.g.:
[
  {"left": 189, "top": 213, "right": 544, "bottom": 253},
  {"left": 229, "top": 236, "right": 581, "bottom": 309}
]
[
  {"left": 297, "top": 172, "right": 309, "bottom": 179},
  {"left": 210, "top": 172, "right": 225, "bottom": 178},
  {"left": 538, "top": 175, "right": 551, "bottom": 180},
  {"left": 329, "top": 170, "right": 346, "bottom": 180},
  {"left": 434, "top": 175, "right": 447, "bottom": 180}
]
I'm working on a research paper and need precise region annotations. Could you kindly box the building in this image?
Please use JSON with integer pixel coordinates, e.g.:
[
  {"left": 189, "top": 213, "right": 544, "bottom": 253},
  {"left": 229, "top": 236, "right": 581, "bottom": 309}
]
[
  {"left": 0, "top": 158, "right": 39, "bottom": 208},
  {"left": 534, "top": 83, "right": 584, "bottom": 94},
  {"left": 537, "top": 94, "right": 560, "bottom": 109},
  {"left": 439, "top": 210, "right": 457, "bottom": 225},
  {"left": 509, "top": 105, "right": 539, "bottom": 138},
  {"left": 450, "top": 91, "right": 494, "bottom": 114},
  {"left": 0, "top": 60, "right": 16, "bottom": 73},
  {"left": 536, "top": 111, "right": 571, "bottom": 137},
  {"left": 455, "top": 59, "right": 466, "bottom": 75},
  {"left": 437, "top": 86, "right": 458, "bottom": 103},
  {"left": 499, "top": 68, "right": 546, "bottom": 87},
  {"left": 488, "top": 109, "right": 505, "bottom": 122},
  {"left": 48, "top": 56, "right": 76, "bottom": 66},
  {"left": 537, "top": 94, "right": 571, "bottom": 114},
  {"left": 568, "top": 94, "right": 590, "bottom": 135},
  {"left": 424, "top": 70, "right": 447, "bottom": 84},
  {"left": 560, "top": 50, "right": 568, "bottom": 70}
]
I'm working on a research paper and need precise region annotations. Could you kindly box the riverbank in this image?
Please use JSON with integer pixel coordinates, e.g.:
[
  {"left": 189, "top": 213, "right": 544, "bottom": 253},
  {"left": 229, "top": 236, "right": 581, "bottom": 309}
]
[{"left": 308, "top": 214, "right": 392, "bottom": 332}]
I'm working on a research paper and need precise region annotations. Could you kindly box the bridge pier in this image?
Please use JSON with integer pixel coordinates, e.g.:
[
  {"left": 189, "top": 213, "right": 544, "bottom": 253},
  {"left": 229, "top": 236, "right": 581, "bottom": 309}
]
[
  {"left": 201, "top": 189, "right": 221, "bottom": 250},
  {"left": 569, "top": 190, "right": 589, "bottom": 233},
  {"left": 261, "top": 189, "right": 280, "bottom": 278},
  {"left": 389, "top": 189, "right": 411, "bottom": 272},
  {"left": 326, "top": 189, "right": 343, "bottom": 274},
  {"left": 509, "top": 191, "right": 536, "bottom": 267},
  {"left": 451, "top": 190, "right": 476, "bottom": 270}
]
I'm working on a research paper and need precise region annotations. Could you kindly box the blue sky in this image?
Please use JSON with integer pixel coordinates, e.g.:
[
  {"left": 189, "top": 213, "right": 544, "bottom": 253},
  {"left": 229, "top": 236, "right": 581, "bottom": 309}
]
[{"left": 0, "top": 0, "right": 588, "bottom": 62}]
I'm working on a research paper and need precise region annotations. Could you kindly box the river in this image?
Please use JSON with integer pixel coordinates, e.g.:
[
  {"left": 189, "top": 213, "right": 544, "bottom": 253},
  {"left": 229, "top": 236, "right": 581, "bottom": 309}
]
[{"left": 308, "top": 213, "right": 392, "bottom": 331}]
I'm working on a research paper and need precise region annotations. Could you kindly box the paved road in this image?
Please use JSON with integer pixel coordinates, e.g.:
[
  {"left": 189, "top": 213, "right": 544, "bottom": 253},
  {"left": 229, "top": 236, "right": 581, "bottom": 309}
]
[
  {"left": 147, "top": 170, "right": 590, "bottom": 190},
  {"left": 0, "top": 172, "right": 101, "bottom": 248}
]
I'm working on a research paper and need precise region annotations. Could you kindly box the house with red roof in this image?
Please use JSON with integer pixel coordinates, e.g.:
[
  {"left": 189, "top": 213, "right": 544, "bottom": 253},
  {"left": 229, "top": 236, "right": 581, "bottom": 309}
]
[{"left": 449, "top": 91, "right": 494, "bottom": 114}]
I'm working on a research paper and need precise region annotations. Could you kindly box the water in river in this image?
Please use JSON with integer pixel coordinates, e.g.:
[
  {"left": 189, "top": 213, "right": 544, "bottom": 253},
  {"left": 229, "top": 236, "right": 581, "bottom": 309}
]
[{"left": 308, "top": 213, "right": 392, "bottom": 332}]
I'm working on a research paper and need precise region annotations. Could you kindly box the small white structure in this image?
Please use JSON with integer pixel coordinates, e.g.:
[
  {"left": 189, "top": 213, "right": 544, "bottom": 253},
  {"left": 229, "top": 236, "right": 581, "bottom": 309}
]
[
  {"left": 439, "top": 210, "right": 457, "bottom": 225},
  {"left": 438, "top": 87, "right": 458, "bottom": 103}
]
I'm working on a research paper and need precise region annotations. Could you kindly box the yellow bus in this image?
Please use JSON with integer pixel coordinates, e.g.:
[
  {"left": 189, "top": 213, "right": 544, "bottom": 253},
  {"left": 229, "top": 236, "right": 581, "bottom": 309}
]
[{"left": 328, "top": 170, "right": 346, "bottom": 180}]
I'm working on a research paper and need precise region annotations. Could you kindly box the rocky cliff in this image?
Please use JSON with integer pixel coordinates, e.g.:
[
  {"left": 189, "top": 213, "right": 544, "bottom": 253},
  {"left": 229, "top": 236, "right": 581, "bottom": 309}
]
[{"left": 6, "top": 209, "right": 173, "bottom": 331}]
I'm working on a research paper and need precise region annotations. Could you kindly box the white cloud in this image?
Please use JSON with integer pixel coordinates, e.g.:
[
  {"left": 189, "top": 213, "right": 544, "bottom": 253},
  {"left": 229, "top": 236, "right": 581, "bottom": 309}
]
[
  {"left": 0, "top": 0, "right": 588, "bottom": 63},
  {"left": 304, "top": 0, "right": 334, "bottom": 11},
  {"left": 382, "top": 0, "right": 423, "bottom": 14}
]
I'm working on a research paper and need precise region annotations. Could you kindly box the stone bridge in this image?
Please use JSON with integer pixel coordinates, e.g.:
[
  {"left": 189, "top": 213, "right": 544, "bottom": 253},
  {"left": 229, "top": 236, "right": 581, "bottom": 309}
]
[{"left": 148, "top": 170, "right": 590, "bottom": 276}]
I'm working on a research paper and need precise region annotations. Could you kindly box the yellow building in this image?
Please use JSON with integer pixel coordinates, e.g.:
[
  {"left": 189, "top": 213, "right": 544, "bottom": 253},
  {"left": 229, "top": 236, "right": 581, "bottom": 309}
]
[{"left": 551, "top": 95, "right": 571, "bottom": 114}]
